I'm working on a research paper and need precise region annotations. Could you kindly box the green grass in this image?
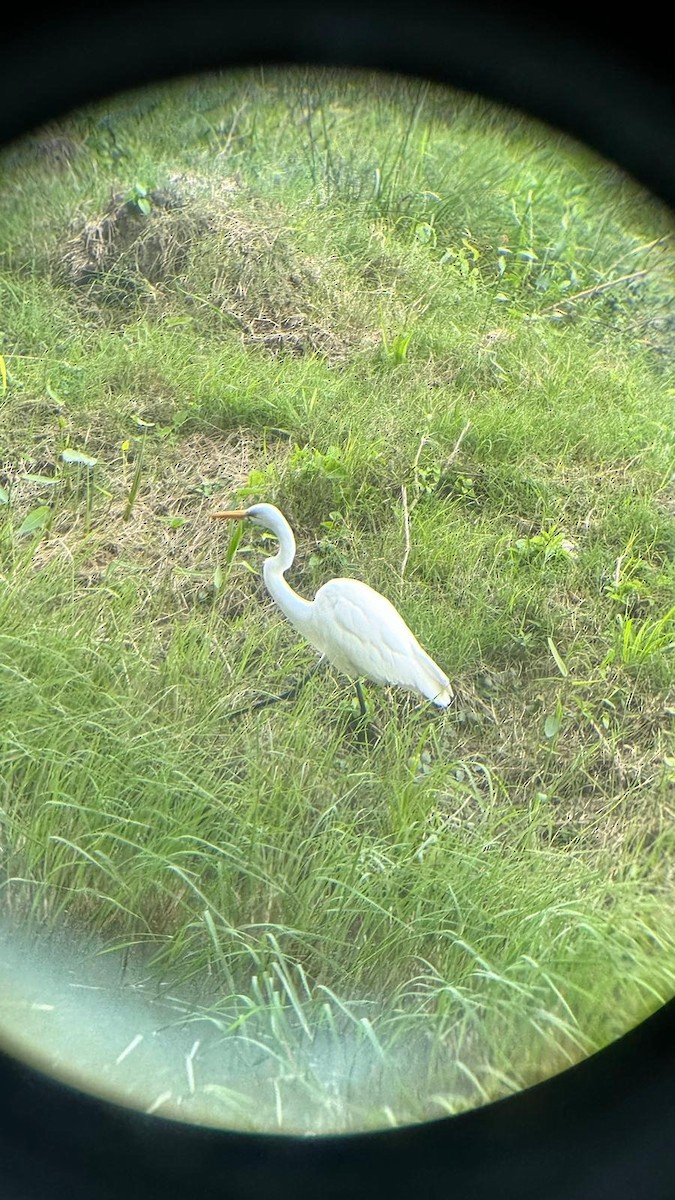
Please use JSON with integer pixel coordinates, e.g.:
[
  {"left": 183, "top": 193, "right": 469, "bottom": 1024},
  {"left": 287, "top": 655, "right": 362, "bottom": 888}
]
[{"left": 0, "top": 66, "right": 673, "bottom": 1132}]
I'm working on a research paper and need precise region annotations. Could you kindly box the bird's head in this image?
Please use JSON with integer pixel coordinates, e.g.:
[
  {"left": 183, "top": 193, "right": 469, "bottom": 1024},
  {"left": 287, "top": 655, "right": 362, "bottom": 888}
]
[{"left": 210, "top": 502, "right": 286, "bottom": 535}]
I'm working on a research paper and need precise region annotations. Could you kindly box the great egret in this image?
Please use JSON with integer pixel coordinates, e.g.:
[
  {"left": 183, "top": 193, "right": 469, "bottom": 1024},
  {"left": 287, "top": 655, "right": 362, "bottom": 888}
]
[{"left": 211, "top": 503, "right": 452, "bottom": 714}]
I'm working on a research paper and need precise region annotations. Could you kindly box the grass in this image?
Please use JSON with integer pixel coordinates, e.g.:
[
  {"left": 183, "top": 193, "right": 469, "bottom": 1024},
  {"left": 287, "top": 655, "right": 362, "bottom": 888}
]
[{"left": 0, "top": 66, "right": 673, "bottom": 1132}]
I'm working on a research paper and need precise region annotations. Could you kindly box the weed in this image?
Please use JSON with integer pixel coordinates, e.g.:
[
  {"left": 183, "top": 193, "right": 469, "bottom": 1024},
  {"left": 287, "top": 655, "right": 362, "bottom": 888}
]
[
  {"left": 125, "top": 182, "right": 153, "bottom": 216},
  {"left": 382, "top": 330, "right": 413, "bottom": 365},
  {"left": 605, "top": 607, "right": 675, "bottom": 668},
  {"left": 510, "top": 526, "right": 577, "bottom": 567}
]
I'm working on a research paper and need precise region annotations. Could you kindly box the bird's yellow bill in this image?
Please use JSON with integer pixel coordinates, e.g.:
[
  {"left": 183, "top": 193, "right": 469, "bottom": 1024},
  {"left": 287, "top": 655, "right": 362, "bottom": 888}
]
[{"left": 210, "top": 509, "right": 248, "bottom": 520}]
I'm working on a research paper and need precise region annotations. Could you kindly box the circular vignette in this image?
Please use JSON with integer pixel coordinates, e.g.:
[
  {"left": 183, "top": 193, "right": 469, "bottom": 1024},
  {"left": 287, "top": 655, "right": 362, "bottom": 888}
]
[{"left": 0, "top": 4, "right": 673, "bottom": 1200}]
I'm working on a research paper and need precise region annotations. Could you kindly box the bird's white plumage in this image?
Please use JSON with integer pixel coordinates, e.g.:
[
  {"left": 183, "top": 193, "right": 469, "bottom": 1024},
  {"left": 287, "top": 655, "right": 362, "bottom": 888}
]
[
  {"left": 308, "top": 579, "right": 449, "bottom": 699},
  {"left": 214, "top": 503, "right": 452, "bottom": 707}
]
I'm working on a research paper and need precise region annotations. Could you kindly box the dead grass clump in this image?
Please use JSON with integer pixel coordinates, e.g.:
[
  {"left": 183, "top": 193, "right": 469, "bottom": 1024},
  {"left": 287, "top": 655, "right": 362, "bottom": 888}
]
[
  {"left": 61, "top": 177, "right": 210, "bottom": 303},
  {"left": 31, "top": 134, "right": 80, "bottom": 170},
  {"left": 5, "top": 125, "right": 81, "bottom": 173},
  {"left": 200, "top": 207, "right": 378, "bottom": 361},
  {"left": 59, "top": 173, "right": 380, "bottom": 360}
]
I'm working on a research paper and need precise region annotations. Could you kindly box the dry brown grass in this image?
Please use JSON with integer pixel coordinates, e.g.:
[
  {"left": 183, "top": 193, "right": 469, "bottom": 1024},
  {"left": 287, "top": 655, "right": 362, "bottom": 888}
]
[
  {"left": 6, "top": 123, "right": 82, "bottom": 172},
  {"left": 61, "top": 177, "right": 213, "bottom": 297},
  {"left": 8, "top": 431, "right": 286, "bottom": 617},
  {"left": 59, "top": 171, "right": 382, "bottom": 362}
]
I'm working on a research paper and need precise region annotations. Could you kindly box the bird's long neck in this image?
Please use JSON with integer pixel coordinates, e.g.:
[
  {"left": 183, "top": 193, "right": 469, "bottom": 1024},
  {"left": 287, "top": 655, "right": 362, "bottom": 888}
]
[{"left": 262, "top": 526, "right": 313, "bottom": 633}]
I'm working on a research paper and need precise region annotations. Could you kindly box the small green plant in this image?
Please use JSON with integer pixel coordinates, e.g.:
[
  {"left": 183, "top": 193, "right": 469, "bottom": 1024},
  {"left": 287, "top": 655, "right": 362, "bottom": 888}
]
[
  {"left": 61, "top": 447, "right": 99, "bottom": 533},
  {"left": 543, "top": 696, "right": 565, "bottom": 741},
  {"left": 382, "top": 330, "right": 413, "bottom": 365},
  {"left": 605, "top": 607, "right": 675, "bottom": 668},
  {"left": 237, "top": 464, "right": 280, "bottom": 500},
  {"left": 319, "top": 510, "right": 348, "bottom": 535},
  {"left": 125, "top": 182, "right": 153, "bottom": 215},
  {"left": 510, "top": 526, "right": 577, "bottom": 567},
  {"left": 495, "top": 191, "right": 539, "bottom": 294},
  {"left": 453, "top": 473, "right": 476, "bottom": 501},
  {"left": 411, "top": 460, "right": 441, "bottom": 499},
  {"left": 16, "top": 504, "right": 51, "bottom": 538},
  {"left": 155, "top": 408, "right": 194, "bottom": 440},
  {"left": 281, "top": 444, "right": 351, "bottom": 520},
  {"left": 308, "top": 510, "right": 351, "bottom": 574},
  {"left": 289, "top": 444, "right": 347, "bottom": 481},
  {"left": 211, "top": 519, "right": 247, "bottom": 596},
  {"left": 604, "top": 545, "right": 661, "bottom": 612},
  {"left": 122, "top": 437, "right": 146, "bottom": 521},
  {"left": 440, "top": 236, "right": 481, "bottom": 284},
  {"left": 414, "top": 221, "right": 436, "bottom": 248}
]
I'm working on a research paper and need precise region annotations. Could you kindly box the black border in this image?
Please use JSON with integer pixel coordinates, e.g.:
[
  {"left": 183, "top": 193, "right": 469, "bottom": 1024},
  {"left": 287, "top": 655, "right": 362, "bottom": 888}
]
[
  {"left": 2, "top": 3, "right": 674, "bottom": 207},
  {"left": 2, "top": 996, "right": 674, "bottom": 1199},
  {"left": 1, "top": 4, "right": 674, "bottom": 1197}
]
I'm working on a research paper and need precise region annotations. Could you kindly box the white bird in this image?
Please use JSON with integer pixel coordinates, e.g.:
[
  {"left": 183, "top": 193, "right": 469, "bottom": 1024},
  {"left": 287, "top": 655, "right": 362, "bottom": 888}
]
[{"left": 211, "top": 503, "right": 452, "bottom": 714}]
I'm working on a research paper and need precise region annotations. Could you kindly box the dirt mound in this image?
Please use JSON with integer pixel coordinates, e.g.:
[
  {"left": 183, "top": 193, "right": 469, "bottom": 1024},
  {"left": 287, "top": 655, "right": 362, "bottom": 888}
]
[
  {"left": 61, "top": 175, "right": 211, "bottom": 300},
  {"left": 202, "top": 207, "right": 339, "bottom": 357},
  {"left": 59, "top": 173, "right": 377, "bottom": 361}
]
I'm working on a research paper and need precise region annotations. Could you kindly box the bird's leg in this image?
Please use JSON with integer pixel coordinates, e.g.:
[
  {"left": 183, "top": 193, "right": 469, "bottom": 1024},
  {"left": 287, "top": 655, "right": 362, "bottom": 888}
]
[
  {"left": 227, "top": 658, "right": 325, "bottom": 720},
  {"left": 350, "top": 680, "right": 382, "bottom": 745}
]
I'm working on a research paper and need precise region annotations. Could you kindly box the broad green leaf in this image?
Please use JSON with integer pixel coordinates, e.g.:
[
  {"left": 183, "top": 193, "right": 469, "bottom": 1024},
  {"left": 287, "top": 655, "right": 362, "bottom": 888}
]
[
  {"left": 415, "top": 223, "right": 434, "bottom": 245},
  {"left": 0, "top": 485, "right": 8, "bottom": 505},
  {"left": 224, "top": 521, "right": 244, "bottom": 565},
  {"left": 62, "top": 448, "right": 98, "bottom": 468},
  {"left": 172, "top": 410, "right": 192, "bottom": 429},
  {"left": 0, "top": 353, "right": 6, "bottom": 398},
  {"left": 163, "top": 316, "right": 194, "bottom": 328},
  {"left": 544, "top": 712, "right": 562, "bottom": 739},
  {"left": 45, "top": 383, "right": 63, "bottom": 404},
  {"left": 17, "top": 505, "right": 51, "bottom": 536},
  {"left": 24, "top": 474, "right": 58, "bottom": 486},
  {"left": 547, "top": 636, "right": 569, "bottom": 677}
]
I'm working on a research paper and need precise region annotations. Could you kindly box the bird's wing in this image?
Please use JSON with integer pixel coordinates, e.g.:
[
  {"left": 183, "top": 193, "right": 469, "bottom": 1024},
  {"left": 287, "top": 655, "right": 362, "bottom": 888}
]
[{"left": 312, "top": 579, "right": 448, "bottom": 696}]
